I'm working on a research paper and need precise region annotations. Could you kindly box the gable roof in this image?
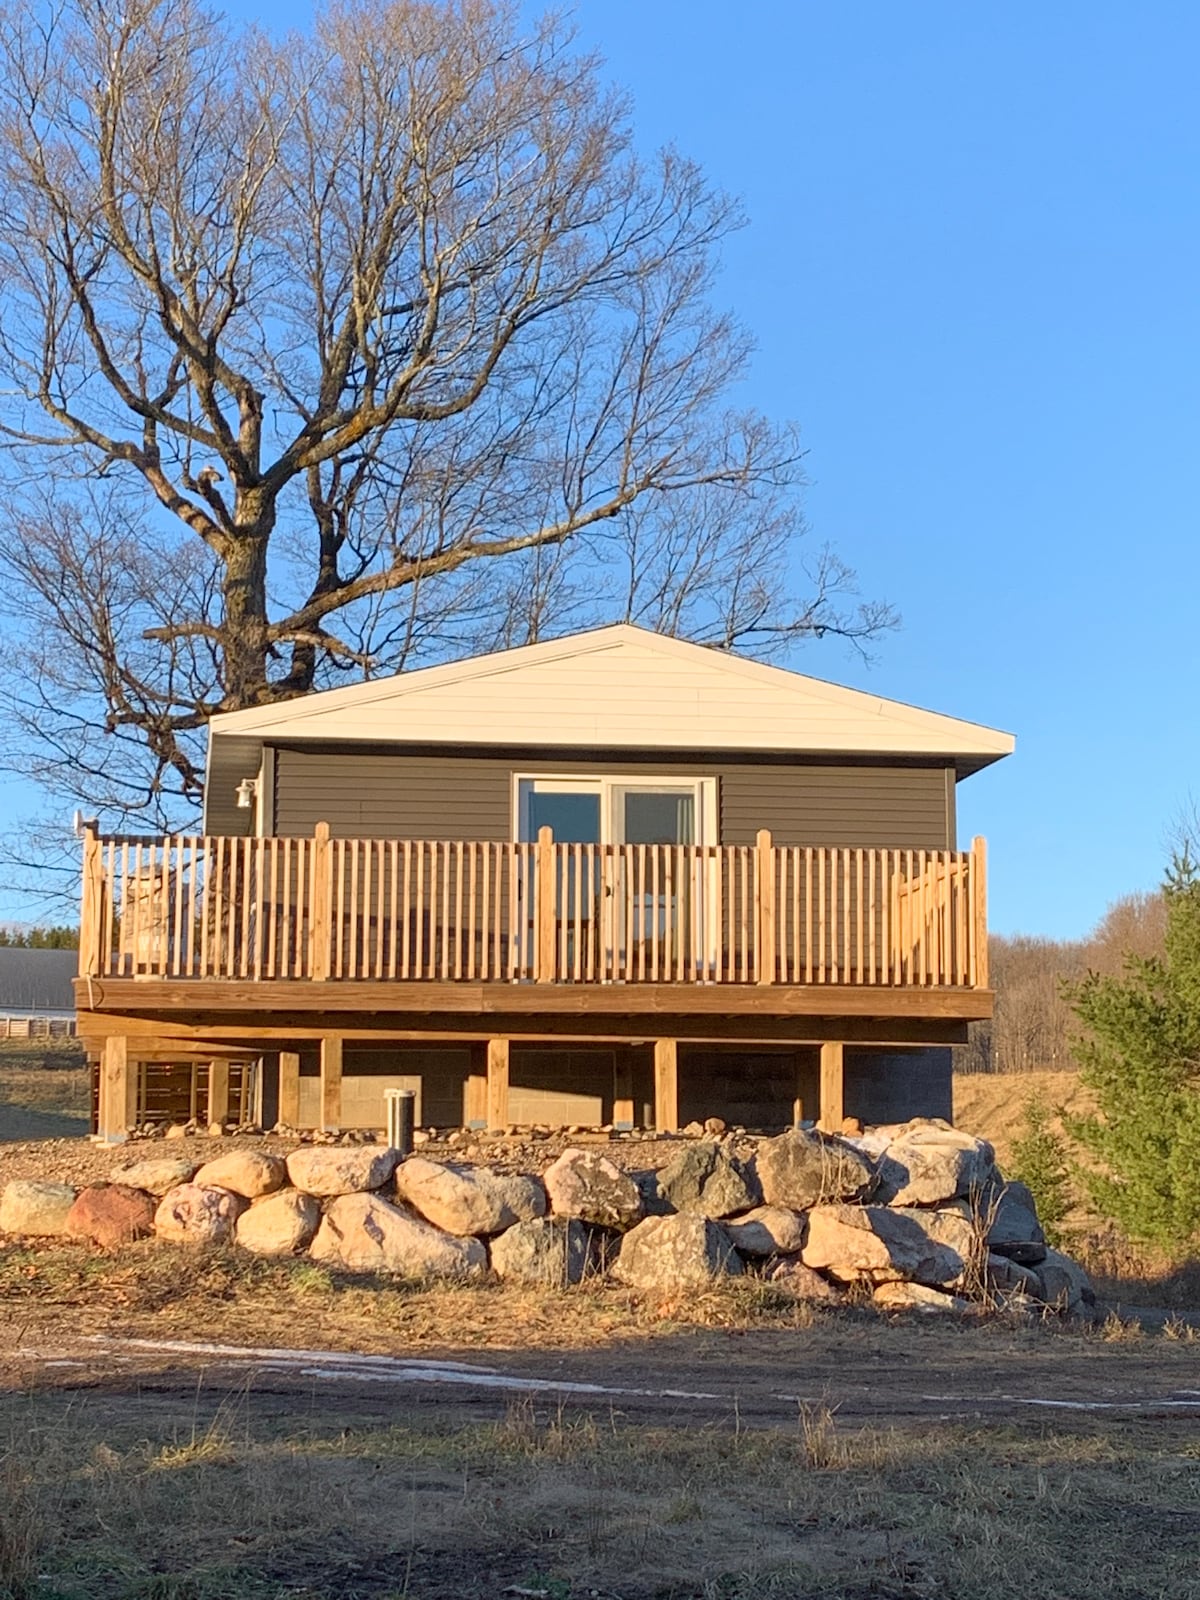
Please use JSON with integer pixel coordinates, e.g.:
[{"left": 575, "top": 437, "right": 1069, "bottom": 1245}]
[{"left": 208, "top": 624, "right": 1013, "bottom": 774}]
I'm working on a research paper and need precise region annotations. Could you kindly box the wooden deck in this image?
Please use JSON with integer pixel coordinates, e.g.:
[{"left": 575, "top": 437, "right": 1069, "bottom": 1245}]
[{"left": 76, "top": 826, "right": 991, "bottom": 1138}]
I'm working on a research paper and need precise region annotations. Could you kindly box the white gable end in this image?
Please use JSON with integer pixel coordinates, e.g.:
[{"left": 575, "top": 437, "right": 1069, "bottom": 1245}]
[{"left": 208, "top": 625, "right": 1013, "bottom": 763}]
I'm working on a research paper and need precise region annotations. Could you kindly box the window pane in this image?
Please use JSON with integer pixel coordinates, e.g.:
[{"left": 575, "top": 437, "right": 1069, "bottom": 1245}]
[
  {"left": 526, "top": 790, "right": 601, "bottom": 843},
  {"left": 622, "top": 790, "right": 695, "bottom": 845}
]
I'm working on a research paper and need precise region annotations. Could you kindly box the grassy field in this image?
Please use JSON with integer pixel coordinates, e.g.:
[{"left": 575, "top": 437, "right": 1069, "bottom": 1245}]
[{"left": 0, "top": 1040, "right": 89, "bottom": 1142}]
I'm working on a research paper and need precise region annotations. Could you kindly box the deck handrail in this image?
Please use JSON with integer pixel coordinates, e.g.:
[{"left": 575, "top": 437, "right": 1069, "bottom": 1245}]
[{"left": 77, "top": 825, "right": 988, "bottom": 989}]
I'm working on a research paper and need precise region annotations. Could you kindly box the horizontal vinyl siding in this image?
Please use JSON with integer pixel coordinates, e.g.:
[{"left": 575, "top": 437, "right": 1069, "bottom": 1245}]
[{"left": 272, "top": 746, "right": 954, "bottom": 849}]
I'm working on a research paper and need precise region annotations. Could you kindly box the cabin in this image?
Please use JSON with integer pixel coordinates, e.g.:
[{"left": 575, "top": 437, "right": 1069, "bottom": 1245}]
[{"left": 74, "top": 624, "right": 1013, "bottom": 1140}]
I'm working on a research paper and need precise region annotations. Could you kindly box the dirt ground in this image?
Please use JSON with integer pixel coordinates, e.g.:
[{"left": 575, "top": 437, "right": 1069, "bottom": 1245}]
[{"left": 3, "top": 1315, "right": 1199, "bottom": 1600}]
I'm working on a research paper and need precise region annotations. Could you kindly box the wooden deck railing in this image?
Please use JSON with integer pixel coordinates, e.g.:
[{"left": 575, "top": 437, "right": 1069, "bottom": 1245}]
[{"left": 78, "top": 825, "right": 988, "bottom": 989}]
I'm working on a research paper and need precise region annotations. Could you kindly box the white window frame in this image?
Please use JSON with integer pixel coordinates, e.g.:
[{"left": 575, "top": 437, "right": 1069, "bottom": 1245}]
[{"left": 512, "top": 773, "right": 717, "bottom": 846}]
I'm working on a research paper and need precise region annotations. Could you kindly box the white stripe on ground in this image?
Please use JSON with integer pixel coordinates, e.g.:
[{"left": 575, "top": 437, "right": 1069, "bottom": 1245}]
[
  {"left": 922, "top": 1393, "right": 1200, "bottom": 1412},
  {"left": 39, "top": 1336, "right": 723, "bottom": 1401}
]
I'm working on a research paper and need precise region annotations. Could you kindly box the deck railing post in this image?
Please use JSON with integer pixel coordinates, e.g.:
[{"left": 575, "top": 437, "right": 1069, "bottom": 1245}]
[
  {"left": 535, "top": 825, "right": 556, "bottom": 982},
  {"left": 971, "top": 835, "right": 988, "bottom": 989},
  {"left": 755, "top": 829, "right": 775, "bottom": 984},
  {"left": 78, "top": 826, "right": 104, "bottom": 979},
  {"left": 310, "top": 821, "right": 332, "bottom": 981}
]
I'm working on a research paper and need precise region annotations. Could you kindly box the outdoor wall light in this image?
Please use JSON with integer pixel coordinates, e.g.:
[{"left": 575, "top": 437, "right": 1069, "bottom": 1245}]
[{"left": 234, "top": 777, "right": 259, "bottom": 810}]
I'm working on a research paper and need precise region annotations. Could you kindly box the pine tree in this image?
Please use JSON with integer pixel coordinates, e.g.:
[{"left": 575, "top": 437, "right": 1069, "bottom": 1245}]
[
  {"left": 1065, "top": 850, "right": 1200, "bottom": 1248},
  {"left": 1010, "top": 1094, "right": 1073, "bottom": 1246}
]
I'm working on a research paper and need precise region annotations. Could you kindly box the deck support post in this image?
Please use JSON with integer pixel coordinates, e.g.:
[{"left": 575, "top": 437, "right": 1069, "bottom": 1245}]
[
  {"left": 207, "top": 1058, "right": 230, "bottom": 1128},
  {"left": 818, "top": 1041, "right": 845, "bottom": 1133},
  {"left": 320, "top": 1034, "right": 343, "bottom": 1132},
  {"left": 654, "top": 1038, "right": 678, "bottom": 1133},
  {"left": 613, "top": 1054, "right": 635, "bottom": 1130},
  {"left": 486, "top": 1037, "right": 510, "bottom": 1131},
  {"left": 465, "top": 1041, "right": 488, "bottom": 1128},
  {"left": 278, "top": 1051, "right": 301, "bottom": 1128},
  {"left": 98, "top": 1035, "right": 133, "bottom": 1141}
]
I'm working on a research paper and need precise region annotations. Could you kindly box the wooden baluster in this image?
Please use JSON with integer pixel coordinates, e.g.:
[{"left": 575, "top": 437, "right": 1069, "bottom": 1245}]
[
  {"left": 972, "top": 836, "right": 988, "bottom": 988},
  {"left": 755, "top": 829, "right": 774, "bottom": 985},
  {"left": 309, "top": 822, "right": 332, "bottom": 982},
  {"left": 78, "top": 827, "right": 103, "bottom": 980}
]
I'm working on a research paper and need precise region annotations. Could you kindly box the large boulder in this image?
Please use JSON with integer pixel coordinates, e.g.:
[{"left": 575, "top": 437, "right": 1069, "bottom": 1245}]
[
  {"left": 765, "top": 1255, "right": 841, "bottom": 1302},
  {"left": 110, "top": 1157, "right": 199, "bottom": 1195},
  {"left": 0, "top": 1180, "right": 76, "bottom": 1236},
  {"left": 66, "top": 1184, "right": 156, "bottom": 1249},
  {"left": 654, "top": 1142, "right": 760, "bottom": 1219},
  {"left": 1032, "top": 1247, "right": 1096, "bottom": 1315},
  {"left": 194, "top": 1150, "right": 286, "bottom": 1200},
  {"left": 309, "top": 1193, "right": 486, "bottom": 1279},
  {"left": 285, "top": 1145, "right": 400, "bottom": 1197},
  {"left": 724, "top": 1205, "right": 807, "bottom": 1257},
  {"left": 801, "top": 1203, "right": 975, "bottom": 1288},
  {"left": 236, "top": 1189, "right": 322, "bottom": 1256},
  {"left": 984, "top": 1251, "right": 1044, "bottom": 1298},
  {"left": 490, "top": 1218, "right": 593, "bottom": 1286},
  {"left": 393, "top": 1157, "right": 546, "bottom": 1237},
  {"left": 544, "top": 1148, "right": 643, "bottom": 1230},
  {"left": 154, "top": 1182, "right": 247, "bottom": 1244},
  {"left": 874, "top": 1123, "right": 996, "bottom": 1207},
  {"left": 986, "top": 1180, "right": 1047, "bottom": 1264},
  {"left": 612, "top": 1213, "right": 742, "bottom": 1290},
  {"left": 755, "top": 1130, "right": 876, "bottom": 1210}
]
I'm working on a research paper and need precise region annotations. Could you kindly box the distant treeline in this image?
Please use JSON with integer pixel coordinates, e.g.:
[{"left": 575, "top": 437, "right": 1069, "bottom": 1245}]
[
  {"left": 961, "top": 891, "right": 1167, "bottom": 1074},
  {"left": 0, "top": 925, "right": 80, "bottom": 949}
]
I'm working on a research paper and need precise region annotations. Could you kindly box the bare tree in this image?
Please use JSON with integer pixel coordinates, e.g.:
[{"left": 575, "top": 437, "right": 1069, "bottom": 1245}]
[{"left": 0, "top": 0, "right": 895, "bottom": 832}]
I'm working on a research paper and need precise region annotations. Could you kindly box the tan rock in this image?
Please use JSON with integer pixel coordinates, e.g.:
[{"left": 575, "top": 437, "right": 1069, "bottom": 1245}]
[
  {"left": 0, "top": 1180, "right": 76, "bottom": 1236},
  {"left": 873, "top": 1281, "right": 970, "bottom": 1314},
  {"left": 874, "top": 1125, "right": 995, "bottom": 1207},
  {"left": 724, "top": 1205, "right": 807, "bottom": 1257},
  {"left": 194, "top": 1150, "right": 286, "bottom": 1199},
  {"left": 801, "top": 1203, "right": 975, "bottom": 1288},
  {"left": 110, "top": 1157, "right": 199, "bottom": 1195},
  {"left": 393, "top": 1157, "right": 546, "bottom": 1236},
  {"left": 236, "top": 1189, "right": 321, "bottom": 1256},
  {"left": 309, "top": 1192, "right": 485, "bottom": 1278},
  {"left": 285, "top": 1145, "right": 400, "bottom": 1197},
  {"left": 154, "top": 1183, "right": 247, "bottom": 1244}
]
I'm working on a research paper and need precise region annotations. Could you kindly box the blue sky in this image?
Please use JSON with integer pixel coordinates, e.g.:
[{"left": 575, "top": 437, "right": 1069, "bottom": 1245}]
[{"left": 3, "top": 1, "right": 1197, "bottom": 938}]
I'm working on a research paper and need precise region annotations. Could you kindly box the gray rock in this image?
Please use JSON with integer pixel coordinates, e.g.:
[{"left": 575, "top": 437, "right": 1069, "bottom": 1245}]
[
  {"left": 490, "top": 1218, "right": 593, "bottom": 1286},
  {"left": 236, "top": 1189, "right": 322, "bottom": 1255},
  {"left": 194, "top": 1150, "right": 287, "bottom": 1199},
  {"left": 755, "top": 1129, "right": 876, "bottom": 1209},
  {"left": 984, "top": 1251, "right": 1044, "bottom": 1298},
  {"left": 612, "top": 1213, "right": 742, "bottom": 1289},
  {"left": 1032, "top": 1247, "right": 1095, "bottom": 1314},
  {"left": 801, "top": 1203, "right": 975, "bottom": 1288},
  {"left": 765, "top": 1254, "right": 840, "bottom": 1302},
  {"left": 309, "top": 1192, "right": 486, "bottom": 1279},
  {"left": 110, "top": 1157, "right": 199, "bottom": 1195},
  {"left": 154, "top": 1182, "right": 247, "bottom": 1244},
  {"left": 285, "top": 1145, "right": 400, "bottom": 1197},
  {"left": 874, "top": 1124, "right": 996, "bottom": 1206},
  {"left": 986, "top": 1180, "right": 1048, "bottom": 1263},
  {"left": 724, "top": 1205, "right": 807, "bottom": 1257},
  {"left": 0, "top": 1179, "right": 77, "bottom": 1236},
  {"left": 543, "top": 1148, "right": 643, "bottom": 1230},
  {"left": 655, "top": 1141, "right": 760, "bottom": 1219},
  {"left": 393, "top": 1156, "right": 546, "bottom": 1237},
  {"left": 631, "top": 1169, "right": 676, "bottom": 1217}
]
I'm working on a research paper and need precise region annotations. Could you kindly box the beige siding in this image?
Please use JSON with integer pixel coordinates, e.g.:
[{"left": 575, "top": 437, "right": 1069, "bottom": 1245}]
[
  {"left": 273, "top": 747, "right": 955, "bottom": 849},
  {"left": 209, "top": 626, "right": 1014, "bottom": 769}
]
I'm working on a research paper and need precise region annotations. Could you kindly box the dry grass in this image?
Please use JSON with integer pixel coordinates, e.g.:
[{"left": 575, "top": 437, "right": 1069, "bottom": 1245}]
[
  {"left": 0, "top": 1376, "right": 1197, "bottom": 1599},
  {"left": 0, "top": 1041, "right": 89, "bottom": 1144}
]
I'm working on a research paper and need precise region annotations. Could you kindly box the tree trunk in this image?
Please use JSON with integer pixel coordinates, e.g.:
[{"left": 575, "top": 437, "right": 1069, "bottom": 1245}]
[{"left": 222, "top": 494, "right": 274, "bottom": 708}]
